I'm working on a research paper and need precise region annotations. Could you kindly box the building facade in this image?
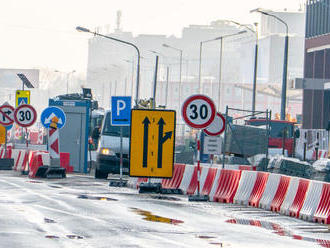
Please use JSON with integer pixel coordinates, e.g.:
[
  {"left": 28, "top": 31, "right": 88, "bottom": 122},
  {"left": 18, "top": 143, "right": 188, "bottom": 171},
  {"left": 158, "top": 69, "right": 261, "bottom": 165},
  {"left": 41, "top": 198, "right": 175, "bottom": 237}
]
[{"left": 302, "top": 0, "right": 330, "bottom": 129}]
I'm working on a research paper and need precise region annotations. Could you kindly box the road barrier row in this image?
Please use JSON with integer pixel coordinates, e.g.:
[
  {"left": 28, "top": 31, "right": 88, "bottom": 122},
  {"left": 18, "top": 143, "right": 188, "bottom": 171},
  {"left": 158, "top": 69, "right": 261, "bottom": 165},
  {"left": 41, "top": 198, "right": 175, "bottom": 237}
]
[
  {"left": 9, "top": 149, "right": 72, "bottom": 177},
  {"left": 128, "top": 163, "right": 330, "bottom": 225}
]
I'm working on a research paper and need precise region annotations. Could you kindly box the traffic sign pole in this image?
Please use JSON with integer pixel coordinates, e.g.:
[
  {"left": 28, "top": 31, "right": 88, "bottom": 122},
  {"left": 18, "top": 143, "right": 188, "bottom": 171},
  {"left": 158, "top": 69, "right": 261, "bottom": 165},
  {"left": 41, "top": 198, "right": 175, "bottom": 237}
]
[
  {"left": 120, "top": 126, "right": 123, "bottom": 186},
  {"left": 109, "top": 96, "right": 132, "bottom": 187},
  {"left": 197, "top": 132, "right": 201, "bottom": 195},
  {"left": 181, "top": 95, "right": 215, "bottom": 202}
]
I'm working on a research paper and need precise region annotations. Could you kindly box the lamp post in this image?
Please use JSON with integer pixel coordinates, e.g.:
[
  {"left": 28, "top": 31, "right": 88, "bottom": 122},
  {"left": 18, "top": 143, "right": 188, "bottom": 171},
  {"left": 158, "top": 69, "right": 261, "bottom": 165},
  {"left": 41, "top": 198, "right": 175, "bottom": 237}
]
[
  {"left": 251, "top": 8, "right": 289, "bottom": 120},
  {"left": 162, "top": 44, "right": 183, "bottom": 105},
  {"left": 124, "top": 59, "right": 135, "bottom": 97},
  {"left": 76, "top": 26, "right": 141, "bottom": 107},
  {"left": 198, "top": 31, "right": 246, "bottom": 108},
  {"left": 223, "top": 20, "right": 259, "bottom": 113},
  {"left": 198, "top": 36, "right": 221, "bottom": 93}
]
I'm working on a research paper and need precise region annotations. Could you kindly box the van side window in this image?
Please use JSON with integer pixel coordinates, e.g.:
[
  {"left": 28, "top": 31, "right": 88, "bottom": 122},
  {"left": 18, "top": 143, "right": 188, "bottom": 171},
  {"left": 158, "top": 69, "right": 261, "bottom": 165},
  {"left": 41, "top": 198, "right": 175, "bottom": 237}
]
[{"left": 102, "top": 112, "right": 130, "bottom": 137}]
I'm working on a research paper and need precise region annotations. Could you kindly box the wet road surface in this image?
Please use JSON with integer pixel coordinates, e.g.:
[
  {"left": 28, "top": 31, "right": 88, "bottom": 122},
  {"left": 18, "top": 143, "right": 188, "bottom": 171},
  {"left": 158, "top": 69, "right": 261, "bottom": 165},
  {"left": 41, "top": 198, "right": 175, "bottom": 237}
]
[{"left": 0, "top": 171, "right": 330, "bottom": 248}]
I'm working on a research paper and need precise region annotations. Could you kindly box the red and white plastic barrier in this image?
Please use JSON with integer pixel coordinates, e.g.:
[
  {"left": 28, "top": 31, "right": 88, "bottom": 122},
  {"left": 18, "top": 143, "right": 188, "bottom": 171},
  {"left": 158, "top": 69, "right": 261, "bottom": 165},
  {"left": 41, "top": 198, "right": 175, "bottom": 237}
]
[
  {"left": 181, "top": 164, "right": 198, "bottom": 195},
  {"left": 224, "top": 164, "right": 257, "bottom": 171},
  {"left": 248, "top": 172, "right": 269, "bottom": 207},
  {"left": 29, "top": 152, "right": 50, "bottom": 178},
  {"left": 201, "top": 167, "right": 219, "bottom": 196},
  {"left": 234, "top": 170, "right": 258, "bottom": 205},
  {"left": 269, "top": 175, "right": 291, "bottom": 212},
  {"left": 127, "top": 162, "right": 330, "bottom": 225},
  {"left": 161, "top": 163, "right": 185, "bottom": 190},
  {"left": 285, "top": 178, "right": 310, "bottom": 218},
  {"left": 312, "top": 150, "right": 329, "bottom": 160},
  {"left": 313, "top": 183, "right": 330, "bottom": 224},
  {"left": 259, "top": 173, "right": 282, "bottom": 210},
  {"left": 213, "top": 169, "right": 241, "bottom": 203},
  {"left": 299, "top": 180, "right": 323, "bottom": 222}
]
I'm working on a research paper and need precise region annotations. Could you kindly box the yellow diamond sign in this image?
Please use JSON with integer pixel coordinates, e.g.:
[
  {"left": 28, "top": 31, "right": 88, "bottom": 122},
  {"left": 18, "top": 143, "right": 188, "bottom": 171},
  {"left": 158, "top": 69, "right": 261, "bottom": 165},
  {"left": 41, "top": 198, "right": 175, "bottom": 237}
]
[{"left": 129, "top": 109, "right": 176, "bottom": 178}]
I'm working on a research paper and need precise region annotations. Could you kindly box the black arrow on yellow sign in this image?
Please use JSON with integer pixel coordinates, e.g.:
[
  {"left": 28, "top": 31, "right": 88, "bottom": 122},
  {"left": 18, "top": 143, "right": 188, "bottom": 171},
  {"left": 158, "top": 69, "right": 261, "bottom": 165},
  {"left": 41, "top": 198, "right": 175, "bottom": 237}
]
[
  {"left": 141, "top": 117, "right": 172, "bottom": 169},
  {"left": 157, "top": 118, "right": 172, "bottom": 168},
  {"left": 142, "top": 117, "right": 150, "bottom": 168}
]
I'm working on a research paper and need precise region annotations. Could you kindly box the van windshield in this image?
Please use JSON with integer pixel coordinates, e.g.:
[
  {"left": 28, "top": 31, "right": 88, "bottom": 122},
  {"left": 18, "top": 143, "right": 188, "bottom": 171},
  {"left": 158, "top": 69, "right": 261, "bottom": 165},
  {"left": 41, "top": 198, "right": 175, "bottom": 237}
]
[{"left": 102, "top": 112, "right": 130, "bottom": 138}]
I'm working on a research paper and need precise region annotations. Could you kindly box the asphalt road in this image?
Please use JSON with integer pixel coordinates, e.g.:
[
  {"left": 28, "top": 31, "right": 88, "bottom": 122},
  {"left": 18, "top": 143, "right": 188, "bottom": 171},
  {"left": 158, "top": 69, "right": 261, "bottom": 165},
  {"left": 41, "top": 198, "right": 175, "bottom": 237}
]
[{"left": 0, "top": 171, "right": 330, "bottom": 248}]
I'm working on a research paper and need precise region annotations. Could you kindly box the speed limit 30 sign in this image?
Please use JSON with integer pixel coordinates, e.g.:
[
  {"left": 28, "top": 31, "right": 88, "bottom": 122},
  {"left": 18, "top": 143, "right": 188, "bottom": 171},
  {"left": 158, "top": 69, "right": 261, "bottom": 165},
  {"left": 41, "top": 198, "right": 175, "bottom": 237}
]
[
  {"left": 14, "top": 104, "right": 37, "bottom": 127},
  {"left": 181, "top": 94, "right": 216, "bottom": 129}
]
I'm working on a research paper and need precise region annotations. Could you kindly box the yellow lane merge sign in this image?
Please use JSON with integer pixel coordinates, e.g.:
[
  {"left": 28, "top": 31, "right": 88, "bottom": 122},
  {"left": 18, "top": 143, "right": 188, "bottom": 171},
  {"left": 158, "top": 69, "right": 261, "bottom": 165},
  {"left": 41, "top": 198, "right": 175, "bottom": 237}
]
[
  {"left": 130, "top": 109, "right": 176, "bottom": 178},
  {"left": 16, "top": 90, "right": 30, "bottom": 107},
  {"left": 0, "top": 125, "right": 6, "bottom": 144}
]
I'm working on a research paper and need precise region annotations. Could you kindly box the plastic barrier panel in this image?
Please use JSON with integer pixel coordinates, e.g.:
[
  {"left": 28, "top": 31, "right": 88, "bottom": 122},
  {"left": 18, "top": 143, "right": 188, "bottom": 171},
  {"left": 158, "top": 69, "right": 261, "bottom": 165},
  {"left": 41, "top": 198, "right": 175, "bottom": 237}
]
[
  {"left": 299, "top": 180, "right": 323, "bottom": 221},
  {"left": 162, "top": 163, "right": 185, "bottom": 189},
  {"left": 0, "top": 147, "right": 4, "bottom": 158},
  {"left": 198, "top": 165, "right": 210, "bottom": 192},
  {"left": 213, "top": 169, "right": 242, "bottom": 203},
  {"left": 185, "top": 166, "right": 198, "bottom": 195},
  {"left": 270, "top": 175, "right": 291, "bottom": 212},
  {"left": 12, "top": 149, "right": 21, "bottom": 170},
  {"left": 279, "top": 177, "right": 300, "bottom": 216},
  {"left": 29, "top": 153, "right": 44, "bottom": 178},
  {"left": 248, "top": 172, "right": 269, "bottom": 207},
  {"left": 238, "top": 165, "right": 257, "bottom": 171},
  {"left": 258, "top": 173, "right": 281, "bottom": 210},
  {"left": 201, "top": 167, "right": 218, "bottom": 196},
  {"left": 234, "top": 170, "right": 258, "bottom": 205},
  {"left": 136, "top": 178, "right": 148, "bottom": 189},
  {"left": 205, "top": 168, "right": 221, "bottom": 200},
  {"left": 313, "top": 183, "right": 330, "bottom": 224},
  {"left": 288, "top": 179, "right": 310, "bottom": 218},
  {"left": 60, "top": 152, "right": 73, "bottom": 173},
  {"left": 184, "top": 165, "right": 197, "bottom": 195}
]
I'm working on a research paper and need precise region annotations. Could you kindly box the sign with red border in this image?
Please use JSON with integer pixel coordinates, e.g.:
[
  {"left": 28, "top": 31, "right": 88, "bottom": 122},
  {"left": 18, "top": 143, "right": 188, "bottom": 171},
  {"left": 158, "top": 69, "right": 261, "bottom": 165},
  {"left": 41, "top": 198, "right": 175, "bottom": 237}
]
[
  {"left": 203, "top": 112, "right": 225, "bottom": 136},
  {"left": 0, "top": 104, "right": 15, "bottom": 126},
  {"left": 14, "top": 104, "right": 37, "bottom": 127},
  {"left": 181, "top": 94, "right": 216, "bottom": 129}
]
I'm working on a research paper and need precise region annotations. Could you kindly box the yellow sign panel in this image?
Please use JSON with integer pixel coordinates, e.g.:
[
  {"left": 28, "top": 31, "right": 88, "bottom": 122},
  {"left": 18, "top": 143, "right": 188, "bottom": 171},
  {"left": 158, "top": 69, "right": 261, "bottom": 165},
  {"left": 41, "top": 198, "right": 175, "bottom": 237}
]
[
  {"left": 15, "top": 90, "right": 30, "bottom": 107},
  {"left": 130, "top": 109, "right": 176, "bottom": 178},
  {"left": 0, "top": 125, "right": 6, "bottom": 144}
]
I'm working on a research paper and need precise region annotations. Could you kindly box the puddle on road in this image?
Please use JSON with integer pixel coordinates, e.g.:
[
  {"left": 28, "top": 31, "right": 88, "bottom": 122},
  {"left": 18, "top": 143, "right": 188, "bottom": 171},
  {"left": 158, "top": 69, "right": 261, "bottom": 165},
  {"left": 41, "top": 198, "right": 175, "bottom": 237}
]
[
  {"left": 66, "top": 234, "right": 84, "bottom": 239},
  {"left": 45, "top": 235, "right": 59, "bottom": 239},
  {"left": 77, "top": 194, "right": 118, "bottom": 201},
  {"left": 226, "top": 218, "right": 330, "bottom": 247},
  {"left": 44, "top": 218, "right": 56, "bottom": 223},
  {"left": 130, "top": 208, "right": 184, "bottom": 225},
  {"left": 196, "top": 235, "right": 229, "bottom": 247},
  {"left": 151, "top": 195, "right": 181, "bottom": 201},
  {"left": 48, "top": 185, "right": 63, "bottom": 189}
]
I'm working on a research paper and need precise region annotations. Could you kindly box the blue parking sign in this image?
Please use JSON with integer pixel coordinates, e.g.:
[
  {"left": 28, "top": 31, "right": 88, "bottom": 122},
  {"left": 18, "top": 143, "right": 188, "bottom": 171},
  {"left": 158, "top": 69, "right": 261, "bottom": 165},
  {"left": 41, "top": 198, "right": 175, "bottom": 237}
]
[{"left": 111, "top": 96, "right": 131, "bottom": 126}]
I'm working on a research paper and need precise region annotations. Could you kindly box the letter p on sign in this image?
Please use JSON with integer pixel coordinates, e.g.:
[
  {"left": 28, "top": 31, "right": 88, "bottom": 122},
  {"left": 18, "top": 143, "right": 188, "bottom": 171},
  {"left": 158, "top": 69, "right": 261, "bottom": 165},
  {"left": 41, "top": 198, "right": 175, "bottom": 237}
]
[
  {"left": 111, "top": 96, "right": 132, "bottom": 126},
  {"left": 117, "top": 100, "right": 126, "bottom": 116}
]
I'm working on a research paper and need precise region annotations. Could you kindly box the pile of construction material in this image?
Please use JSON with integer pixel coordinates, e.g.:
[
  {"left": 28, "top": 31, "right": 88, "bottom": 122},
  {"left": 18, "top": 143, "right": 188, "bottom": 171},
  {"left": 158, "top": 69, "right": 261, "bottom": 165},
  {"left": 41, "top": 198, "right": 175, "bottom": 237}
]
[
  {"left": 225, "top": 124, "right": 268, "bottom": 157},
  {"left": 268, "top": 155, "right": 313, "bottom": 178}
]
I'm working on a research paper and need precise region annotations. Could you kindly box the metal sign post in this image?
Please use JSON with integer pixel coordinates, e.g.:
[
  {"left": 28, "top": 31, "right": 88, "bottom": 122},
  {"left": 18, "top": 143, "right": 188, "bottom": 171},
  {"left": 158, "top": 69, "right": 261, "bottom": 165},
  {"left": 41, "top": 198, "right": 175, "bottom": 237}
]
[
  {"left": 181, "top": 94, "right": 216, "bottom": 202},
  {"left": 110, "top": 96, "right": 131, "bottom": 187},
  {"left": 120, "top": 126, "right": 123, "bottom": 186}
]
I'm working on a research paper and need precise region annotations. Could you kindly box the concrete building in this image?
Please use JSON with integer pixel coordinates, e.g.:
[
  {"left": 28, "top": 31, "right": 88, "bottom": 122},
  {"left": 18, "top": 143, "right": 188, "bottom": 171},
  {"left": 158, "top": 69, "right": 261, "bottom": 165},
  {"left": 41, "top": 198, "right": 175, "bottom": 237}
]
[
  {"left": 299, "top": 0, "right": 330, "bottom": 129},
  {"left": 86, "top": 10, "right": 305, "bottom": 119}
]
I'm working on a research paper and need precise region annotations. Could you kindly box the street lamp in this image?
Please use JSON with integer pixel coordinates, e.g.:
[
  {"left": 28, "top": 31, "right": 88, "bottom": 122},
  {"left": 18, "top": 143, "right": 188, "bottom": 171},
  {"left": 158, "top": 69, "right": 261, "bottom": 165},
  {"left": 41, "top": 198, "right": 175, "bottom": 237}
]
[
  {"left": 55, "top": 70, "right": 75, "bottom": 94},
  {"left": 224, "top": 20, "right": 259, "bottom": 114},
  {"left": 76, "top": 26, "right": 141, "bottom": 107},
  {"left": 162, "top": 44, "right": 183, "bottom": 105},
  {"left": 251, "top": 8, "right": 289, "bottom": 120},
  {"left": 198, "top": 31, "right": 247, "bottom": 108}
]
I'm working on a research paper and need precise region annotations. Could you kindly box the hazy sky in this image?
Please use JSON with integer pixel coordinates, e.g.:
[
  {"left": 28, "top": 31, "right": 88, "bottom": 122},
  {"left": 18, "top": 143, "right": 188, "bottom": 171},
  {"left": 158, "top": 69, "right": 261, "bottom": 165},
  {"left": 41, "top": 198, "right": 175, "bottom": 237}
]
[{"left": 0, "top": 0, "right": 304, "bottom": 73}]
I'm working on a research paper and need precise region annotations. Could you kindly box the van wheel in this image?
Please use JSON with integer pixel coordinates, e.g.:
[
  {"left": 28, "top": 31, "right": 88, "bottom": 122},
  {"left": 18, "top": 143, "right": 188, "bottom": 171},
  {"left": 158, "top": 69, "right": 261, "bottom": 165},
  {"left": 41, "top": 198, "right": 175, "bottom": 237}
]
[{"left": 95, "top": 169, "right": 108, "bottom": 179}]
